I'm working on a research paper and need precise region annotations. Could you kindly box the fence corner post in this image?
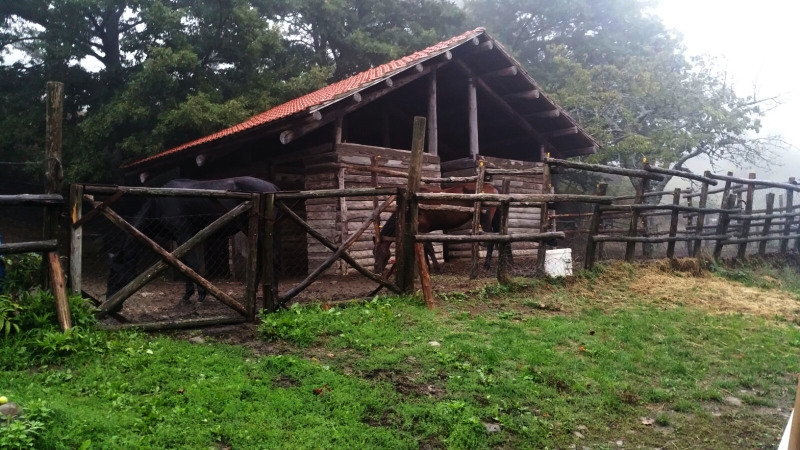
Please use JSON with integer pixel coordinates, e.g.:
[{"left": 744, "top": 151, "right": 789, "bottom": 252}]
[
  {"left": 584, "top": 183, "right": 608, "bottom": 270},
  {"left": 69, "top": 184, "right": 83, "bottom": 295},
  {"left": 243, "top": 193, "right": 261, "bottom": 321},
  {"left": 496, "top": 200, "right": 511, "bottom": 284},
  {"left": 666, "top": 188, "right": 682, "bottom": 259},
  {"left": 262, "top": 193, "right": 277, "bottom": 314}
]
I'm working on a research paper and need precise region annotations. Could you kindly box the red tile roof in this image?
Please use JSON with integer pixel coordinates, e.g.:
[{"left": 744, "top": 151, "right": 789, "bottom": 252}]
[{"left": 123, "top": 28, "right": 486, "bottom": 169}]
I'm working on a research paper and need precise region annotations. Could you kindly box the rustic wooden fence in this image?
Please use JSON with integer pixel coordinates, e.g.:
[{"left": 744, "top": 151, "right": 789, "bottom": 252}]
[{"left": 0, "top": 193, "right": 72, "bottom": 331}]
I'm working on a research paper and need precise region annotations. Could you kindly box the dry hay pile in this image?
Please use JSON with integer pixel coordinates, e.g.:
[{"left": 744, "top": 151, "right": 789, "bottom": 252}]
[{"left": 570, "top": 260, "right": 800, "bottom": 322}]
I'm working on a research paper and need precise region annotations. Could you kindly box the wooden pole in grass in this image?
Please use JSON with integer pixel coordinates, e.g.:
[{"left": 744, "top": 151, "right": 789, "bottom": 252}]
[
  {"left": 243, "top": 193, "right": 261, "bottom": 321},
  {"left": 401, "top": 117, "right": 426, "bottom": 293},
  {"left": 758, "top": 193, "right": 775, "bottom": 257},
  {"left": 496, "top": 199, "right": 511, "bottom": 284},
  {"left": 43, "top": 81, "right": 64, "bottom": 287},
  {"left": 415, "top": 243, "right": 434, "bottom": 308},
  {"left": 737, "top": 173, "right": 756, "bottom": 260},
  {"left": 68, "top": 184, "right": 83, "bottom": 295},
  {"left": 470, "top": 161, "right": 486, "bottom": 279},
  {"left": 584, "top": 183, "right": 608, "bottom": 270},
  {"left": 47, "top": 251, "right": 72, "bottom": 331},
  {"left": 536, "top": 149, "right": 551, "bottom": 276},
  {"left": 666, "top": 188, "right": 682, "bottom": 259}
]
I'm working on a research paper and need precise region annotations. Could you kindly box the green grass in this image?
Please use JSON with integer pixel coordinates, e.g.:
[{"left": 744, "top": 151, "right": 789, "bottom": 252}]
[{"left": 2, "top": 264, "right": 800, "bottom": 449}]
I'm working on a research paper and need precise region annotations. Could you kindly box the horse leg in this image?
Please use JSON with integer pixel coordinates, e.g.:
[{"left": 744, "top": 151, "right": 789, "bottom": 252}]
[
  {"left": 424, "top": 242, "right": 440, "bottom": 273},
  {"left": 484, "top": 242, "right": 494, "bottom": 269},
  {"left": 178, "top": 239, "right": 204, "bottom": 304}
]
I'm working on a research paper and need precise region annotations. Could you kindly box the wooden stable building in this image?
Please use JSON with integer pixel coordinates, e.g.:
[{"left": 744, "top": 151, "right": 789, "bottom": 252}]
[{"left": 122, "top": 27, "right": 599, "bottom": 276}]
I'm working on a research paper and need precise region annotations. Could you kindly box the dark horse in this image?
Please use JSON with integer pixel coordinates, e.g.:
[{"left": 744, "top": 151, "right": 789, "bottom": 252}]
[
  {"left": 106, "top": 177, "right": 280, "bottom": 307},
  {"left": 374, "top": 183, "right": 501, "bottom": 274}
]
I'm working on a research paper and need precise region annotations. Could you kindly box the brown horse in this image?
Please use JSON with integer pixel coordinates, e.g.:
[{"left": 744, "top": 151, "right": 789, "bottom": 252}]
[{"left": 373, "top": 182, "right": 499, "bottom": 274}]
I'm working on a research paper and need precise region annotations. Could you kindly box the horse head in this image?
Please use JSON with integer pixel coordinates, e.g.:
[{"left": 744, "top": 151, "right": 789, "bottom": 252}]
[
  {"left": 106, "top": 249, "right": 137, "bottom": 299},
  {"left": 373, "top": 234, "right": 392, "bottom": 274}
]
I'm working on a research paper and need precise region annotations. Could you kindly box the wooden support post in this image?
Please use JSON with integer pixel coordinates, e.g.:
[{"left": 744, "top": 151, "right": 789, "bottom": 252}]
[
  {"left": 47, "top": 251, "right": 71, "bottom": 331},
  {"left": 666, "top": 188, "right": 682, "bottom": 259},
  {"left": 415, "top": 243, "right": 434, "bottom": 308},
  {"left": 401, "top": 117, "right": 427, "bottom": 293},
  {"left": 43, "top": 82, "right": 64, "bottom": 286},
  {"left": 536, "top": 152, "right": 551, "bottom": 275},
  {"left": 625, "top": 178, "right": 650, "bottom": 262},
  {"left": 262, "top": 194, "right": 277, "bottom": 312},
  {"left": 584, "top": 183, "right": 608, "bottom": 270},
  {"left": 781, "top": 177, "right": 796, "bottom": 253},
  {"left": 427, "top": 70, "right": 438, "bottom": 156},
  {"left": 737, "top": 173, "right": 756, "bottom": 260},
  {"left": 467, "top": 77, "right": 479, "bottom": 159},
  {"left": 692, "top": 173, "right": 711, "bottom": 257},
  {"left": 686, "top": 196, "right": 695, "bottom": 256},
  {"left": 788, "top": 375, "right": 800, "bottom": 450},
  {"left": 496, "top": 200, "right": 511, "bottom": 284},
  {"left": 243, "top": 194, "right": 261, "bottom": 321},
  {"left": 68, "top": 184, "right": 83, "bottom": 295},
  {"left": 758, "top": 193, "right": 775, "bottom": 257},
  {"left": 713, "top": 195, "right": 736, "bottom": 259},
  {"left": 395, "top": 188, "right": 409, "bottom": 292},
  {"left": 470, "top": 162, "right": 486, "bottom": 279}
]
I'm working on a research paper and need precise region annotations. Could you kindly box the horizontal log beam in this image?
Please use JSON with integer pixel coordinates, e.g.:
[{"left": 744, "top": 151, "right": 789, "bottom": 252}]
[
  {"left": 102, "top": 316, "right": 248, "bottom": 331},
  {"left": 276, "top": 188, "right": 397, "bottom": 200},
  {"left": 706, "top": 173, "right": 800, "bottom": 192},
  {"left": 418, "top": 204, "right": 475, "bottom": 213},
  {"left": 481, "top": 66, "right": 517, "bottom": 78},
  {"left": 566, "top": 145, "right": 598, "bottom": 156},
  {"left": 0, "top": 194, "right": 63, "bottom": 206},
  {"left": 723, "top": 234, "right": 800, "bottom": 244},
  {"left": 484, "top": 168, "right": 544, "bottom": 175},
  {"left": 415, "top": 192, "right": 612, "bottom": 204},
  {"left": 504, "top": 90, "right": 539, "bottom": 100},
  {"left": 613, "top": 189, "right": 691, "bottom": 201},
  {"left": 593, "top": 234, "right": 733, "bottom": 243},
  {"left": 600, "top": 204, "right": 736, "bottom": 214},
  {"left": 424, "top": 176, "right": 479, "bottom": 183},
  {"left": 643, "top": 165, "right": 718, "bottom": 185},
  {"left": 729, "top": 211, "right": 800, "bottom": 220},
  {"left": 415, "top": 231, "right": 564, "bottom": 243},
  {"left": 83, "top": 185, "right": 252, "bottom": 199},
  {"left": 525, "top": 110, "right": 560, "bottom": 120},
  {"left": 0, "top": 240, "right": 59, "bottom": 255},
  {"left": 544, "top": 158, "right": 664, "bottom": 181},
  {"left": 461, "top": 40, "right": 494, "bottom": 57},
  {"left": 542, "top": 127, "right": 578, "bottom": 138}
]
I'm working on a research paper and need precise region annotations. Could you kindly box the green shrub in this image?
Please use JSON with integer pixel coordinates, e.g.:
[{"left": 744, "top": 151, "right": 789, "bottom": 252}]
[
  {"left": 1, "top": 254, "right": 41, "bottom": 296},
  {"left": 0, "top": 400, "right": 53, "bottom": 450}
]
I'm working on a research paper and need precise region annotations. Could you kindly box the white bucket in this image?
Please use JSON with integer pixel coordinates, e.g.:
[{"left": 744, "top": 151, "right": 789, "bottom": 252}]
[{"left": 544, "top": 248, "right": 573, "bottom": 277}]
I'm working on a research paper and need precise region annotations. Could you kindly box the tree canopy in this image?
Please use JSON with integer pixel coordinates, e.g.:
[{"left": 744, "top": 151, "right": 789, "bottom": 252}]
[{"left": 0, "top": 0, "right": 785, "bottom": 187}]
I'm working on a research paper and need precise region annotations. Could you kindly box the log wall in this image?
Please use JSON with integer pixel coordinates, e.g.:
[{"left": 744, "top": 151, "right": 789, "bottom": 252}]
[
  {"left": 440, "top": 156, "right": 545, "bottom": 259},
  {"left": 304, "top": 143, "right": 442, "bottom": 274}
]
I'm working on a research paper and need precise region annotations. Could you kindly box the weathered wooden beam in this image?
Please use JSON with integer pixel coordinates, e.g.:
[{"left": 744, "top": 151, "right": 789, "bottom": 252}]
[
  {"left": 402, "top": 117, "right": 427, "bottom": 293},
  {"left": 737, "top": 173, "right": 757, "bottom": 259},
  {"left": 666, "top": 188, "right": 682, "bottom": 258},
  {"left": 428, "top": 70, "right": 438, "bottom": 156},
  {"left": 0, "top": 240, "right": 58, "bottom": 255},
  {"left": 415, "top": 243, "right": 434, "bottom": 309},
  {"left": 83, "top": 185, "right": 252, "bottom": 199},
  {"left": 72, "top": 189, "right": 125, "bottom": 229},
  {"left": 453, "top": 60, "right": 556, "bottom": 153},
  {"left": 584, "top": 183, "right": 608, "bottom": 270},
  {"left": 692, "top": 172, "right": 711, "bottom": 257},
  {"left": 243, "top": 194, "right": 260, "bottom": 321},
  {"left": 461, "top": 40, "right": 494, "bottom": 57},
  {"left": 625, "top": 178, "right": 649, "bottom": 262},
  {"left": 781, "top": 177, "right": 796, "bottom": 253},
  {"left": 707, "top": 173, "right": 800, "bottom": 192},
  {"left": 542, "top": 127, "right": 578, "bottom": 138},
  {"left": 86, "top": 195, "right": 248, "bottom": 317},
  {"left": 47, "top": 251, "right": 71, "bottom": 331},
  {"left": 481, "top": 66, "right": 517, "bottom": 78},
  {"left": 484, "top": 168, "right": 544, "bottom": 175},
  {"left": 713, "top": 194, "right": 737, "bottom": 258},
  {"left": 0, "top": 194, "right": 63, "bottom": 206},
  {"left": 69, "top": 184, "right": 83, "bottom": 295},
  {"left": 414, "top": 231, "right": 564, "bottom": 243},
  {"left": 470, "top": 162, "right": 486, "bottom": 279},
  {"left": 567, "top": 145, "right": 598, "bottom": 156},
  {"left": 415, "top": 192, "right": 612, "bottom": 204},
  {"left": 758, "top": 193, "right": 775, "bottom": 256},
  {"left": 279, "top": 195, "right": 397, "bottom": 306},
  {"left": 725, "top": 234, "right": 800, "bottom": 244},
  {"left": 504, "top": 90, "right": 539, "bottom": 100},
  {"left": 600, "top": 204, "right": 737, "bottom": 214},
  {"left": 525, "top": 110, "right": 560, "bottom": 120},
  {"left": 644, "top": 165, "right": 719, "bottom": 185},
  {"left": 468, "top": 77, "right": 479, "bottom": 158},
  {"left": 102, "top": 316, "right": 248, "bottom": 331},
  {"left": 276, "top": 188, "right": 397, "bottom": 200},
  {"left": 595, "top": 234, "right": 733, "bottom": 243},
  {"left": 418, "top": 204, "right": 475, "bottom": 213},
  {"left": 544, "top": 158, "right": 664, "bottom": 181}
]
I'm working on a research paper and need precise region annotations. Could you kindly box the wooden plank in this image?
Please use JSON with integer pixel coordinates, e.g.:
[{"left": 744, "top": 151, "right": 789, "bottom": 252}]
[
  {"left": 103, "top": 316, "right": 248, "bottom": 331},
  {"left": 276, "top": 188, "right": 397, "bottom": 200},
  {"left": 644, "top": 165, "right": 718, "bottom": 185},
  {"left": 415, "top": 192, "right": 610, "bottom": 204},
  {"left": 83, "top": 185, "right": 253, "bottom": 199},
  {"left": 415, "top": 232, "right": 564, "bottom": 243},
  {"left": 692, "top": 173, "right": 711, "bottom": 257},
  {"left": 47, "top": 251, "right": 72, "bottom": 331},
  {"left": 713, "top": 195, "right": 737, "bottom": 258},
  {"left": 737, "top": 173, "right": 756, "bottom": 259}
]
